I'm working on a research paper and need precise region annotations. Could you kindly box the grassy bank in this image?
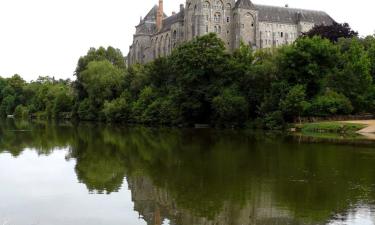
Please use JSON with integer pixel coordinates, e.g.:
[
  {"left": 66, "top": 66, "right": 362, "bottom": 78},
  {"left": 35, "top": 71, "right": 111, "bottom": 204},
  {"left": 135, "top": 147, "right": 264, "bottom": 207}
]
[{"left": 297, "top": 122, "right": 366, "bottom": 134}]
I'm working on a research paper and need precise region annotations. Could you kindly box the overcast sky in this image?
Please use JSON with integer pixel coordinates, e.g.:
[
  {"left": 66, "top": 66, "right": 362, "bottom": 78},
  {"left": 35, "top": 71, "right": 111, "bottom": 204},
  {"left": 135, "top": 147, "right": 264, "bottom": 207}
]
[{"left": 0, "top": 0, "right": 374, "bottom": 81}]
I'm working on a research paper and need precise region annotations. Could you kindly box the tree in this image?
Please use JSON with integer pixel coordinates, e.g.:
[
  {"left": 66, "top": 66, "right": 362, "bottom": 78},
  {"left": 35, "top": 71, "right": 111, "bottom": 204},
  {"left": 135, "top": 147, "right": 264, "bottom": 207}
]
[
  {"left": 328, "top": 38, "right": 372, "bottom": 111},
  {"left": 304, "top": 22, "right": 358, "bottom": 42},
  {"left": 103, "top": 95, "right": 130, "bottom": 122},
  {"left": 310, "top": 90, "right": 353, "bottom": 116},
  {"left": 74, "top": 46, "right": 126, "bottom": 100},
  {"left": 368, "top": 40, "right": 375, "bottom": 81},
  {"left": 276, "top": 37, "right": 339, "bottom": 99},
  {"left": 78, "top": 60, "right": 125, "bottom": 119},
  {"left": 279, "top": 85, "right": 309, "bottom": 123},
  {"left": 169, "top": 33, "right": 228, "bottom": 124},
  {"left": 212, "top": 88, "right": 248, "bottom": 127}
]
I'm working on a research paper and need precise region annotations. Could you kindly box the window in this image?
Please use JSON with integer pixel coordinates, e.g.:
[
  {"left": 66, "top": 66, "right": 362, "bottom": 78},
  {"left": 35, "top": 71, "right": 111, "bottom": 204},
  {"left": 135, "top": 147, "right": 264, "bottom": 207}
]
[
  {"left": 214, "top": 25, "right": 221, "bottom": 34},
  {"left": 214, "top": 0, "right": 223, "bottom": 10},
  {"left": 225, "top": 3, "right": 231, "bottom": 9},
  {"left": 227, "top": 17, "right": 230, "bottom": 23},
  {"left": 214, "top": 12, "right": 221, "bottom": 23},
  {"left": 206, "top": 25, "right": 209, "bottom": 33},
  {"left": 206, "top": 15, "right": 209, "bottom": 21},
  {"left": 281, "top": 32, "right": 284, "bottom": 37},
  {"left": 203, "top": 1, "right": 210, "bottom": 8}
]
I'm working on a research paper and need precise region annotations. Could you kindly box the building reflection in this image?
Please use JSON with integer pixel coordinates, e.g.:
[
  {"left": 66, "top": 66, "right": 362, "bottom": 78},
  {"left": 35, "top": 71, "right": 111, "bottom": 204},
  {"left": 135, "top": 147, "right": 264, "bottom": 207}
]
[{"left": 1, "top": 119, "right": 375, "bottom": 225}]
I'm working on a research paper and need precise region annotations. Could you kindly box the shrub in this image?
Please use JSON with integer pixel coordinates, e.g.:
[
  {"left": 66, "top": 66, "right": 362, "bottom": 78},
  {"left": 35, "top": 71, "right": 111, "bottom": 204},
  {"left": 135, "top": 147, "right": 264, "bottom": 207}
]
[
  {"left": 263, "top": 111, "right": 285, "bottom": 130},
  {"left": 310, "top": 90, "right": 353, "bottom": 116},
  {"left": 14, "top": 105, "right": 29, "bottom": 119},
  {"left": 212, "top": 89, "right": 248, "bottom": 127},
  {"left": 103, "top": 97, "right": 130, "bottom": 122}
]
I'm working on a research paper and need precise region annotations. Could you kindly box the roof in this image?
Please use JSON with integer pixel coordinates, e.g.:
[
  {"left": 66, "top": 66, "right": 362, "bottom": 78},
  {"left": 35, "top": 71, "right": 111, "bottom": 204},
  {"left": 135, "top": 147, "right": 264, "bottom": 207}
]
[
  {"left": 235, "top": 0, "right": 256, "bottom": 10},
  {"left": 142, "top": 5, "right": 167, "bottom": 23},
  {"left": 159, "top": 11, "right": 184, "bottom": 33},
  {"left": 255, "top": 4, "right": 334, "bottom": 25}
]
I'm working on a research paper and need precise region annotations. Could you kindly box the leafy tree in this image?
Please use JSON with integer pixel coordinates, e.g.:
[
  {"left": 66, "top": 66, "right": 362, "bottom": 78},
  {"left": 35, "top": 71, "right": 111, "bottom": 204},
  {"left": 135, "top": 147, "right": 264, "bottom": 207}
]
[
  {"left": 310, "top": 90, "right": 353, "bottom": 116},
  {"left": 304, "top": 22, "right": 358, "bottom": 42},
  {"left": 131, "top": 86, "right": 156, "bottom": 123},
  {"left": 276, "top": 37, "right": 339, "bottom": 99},
  {"left": 14, "top": 105, "right": 29, "bottom": 119},
  {"left": 74, "top": 46, "right": 126, "bottom": 100},
  {"left": 77, "top": 60, "right": 125, "bottom": 120},
  {"left": 102, "top": 93, "right": 131, "bottom": 122},
  {"left": 328, "top": 38, "right": 372, "bottom": 111},
  {"left": 368, "top": 40, "right": 375, "bottom": 80},
  {"left": 212, "top": 88, "right": 248, "bottom": 127},
  {"left": 169, "top": 33, "right": 228, "bottom": 124},
  {"left": 279, "top": 85, "right": 310, "bottom": 123}
]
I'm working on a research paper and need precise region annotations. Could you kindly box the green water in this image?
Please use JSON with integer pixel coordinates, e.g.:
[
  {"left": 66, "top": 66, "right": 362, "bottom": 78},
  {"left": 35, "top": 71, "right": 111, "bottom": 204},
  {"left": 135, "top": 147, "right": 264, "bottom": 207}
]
[{"left": 0, "top": 120, "right": 375, "bottom": 225}]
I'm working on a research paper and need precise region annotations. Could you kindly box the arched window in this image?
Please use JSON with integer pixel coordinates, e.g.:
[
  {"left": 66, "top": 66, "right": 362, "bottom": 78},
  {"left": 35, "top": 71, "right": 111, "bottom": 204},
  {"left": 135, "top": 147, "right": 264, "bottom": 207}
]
[
  {"left": 214, "top": 25, "right": 221, "bottom": 34},
  {"left": 154, "top": 37, "right": 158, "bottom": 57},
  {"left": 160, "top": 36, "right": 164, "bottom": 56},
  {"left": 203, "top": 1, "right": 210, "bottom": 8},
  {"left": 214, "top": 12, "right": 221, "bottom": 23},
  {"left": 173, "top": 30, "right": 177, "bottom": 40},
  {"left": 225, "top": 3, "right": 231, "bottom": 9},
  {"left": 214, "top": 0, "right": 223, "bottom": 10}
]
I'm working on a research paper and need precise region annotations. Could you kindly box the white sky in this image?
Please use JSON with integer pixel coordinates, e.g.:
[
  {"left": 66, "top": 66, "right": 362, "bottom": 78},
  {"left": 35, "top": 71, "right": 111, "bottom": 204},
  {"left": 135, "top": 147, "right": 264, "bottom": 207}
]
[{"left": 0, "top": 0, "right": 374, "bottom": 81}]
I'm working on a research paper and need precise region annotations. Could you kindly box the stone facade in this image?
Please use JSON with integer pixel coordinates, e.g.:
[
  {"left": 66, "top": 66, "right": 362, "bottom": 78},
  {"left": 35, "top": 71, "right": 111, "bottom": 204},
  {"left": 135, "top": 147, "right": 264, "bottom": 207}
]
[{"left": 127, "top": 0, "right": 334, "bottom": 66}]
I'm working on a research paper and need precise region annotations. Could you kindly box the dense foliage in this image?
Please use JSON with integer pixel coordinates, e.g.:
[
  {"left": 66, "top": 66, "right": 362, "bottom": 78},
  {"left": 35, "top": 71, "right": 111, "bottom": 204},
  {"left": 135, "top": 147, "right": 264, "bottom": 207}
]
[
  {"left": 1, "top": 31, "right": 375, "bottom": 129},
  {"left": 303, "top": 22, "right": 359, "bottom": 42}
]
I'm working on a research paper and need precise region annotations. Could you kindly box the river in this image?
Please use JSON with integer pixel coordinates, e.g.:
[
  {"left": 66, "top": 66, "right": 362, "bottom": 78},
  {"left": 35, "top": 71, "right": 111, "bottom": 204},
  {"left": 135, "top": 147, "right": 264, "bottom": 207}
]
[{"left": 0, "top": 120, "right": 375, "bottom": 225}]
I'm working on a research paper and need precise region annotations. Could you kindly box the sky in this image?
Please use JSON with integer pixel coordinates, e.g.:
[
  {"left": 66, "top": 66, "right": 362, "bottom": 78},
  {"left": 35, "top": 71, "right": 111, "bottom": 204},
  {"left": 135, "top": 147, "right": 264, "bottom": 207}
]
[{"left": 0, "top": 0, "right": 374, "bottom": 81}]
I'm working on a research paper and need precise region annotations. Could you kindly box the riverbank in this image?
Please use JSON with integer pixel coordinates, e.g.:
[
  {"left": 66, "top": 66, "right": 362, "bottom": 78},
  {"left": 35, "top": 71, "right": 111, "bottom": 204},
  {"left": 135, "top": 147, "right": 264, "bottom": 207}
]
[{"left": 296, "top": 120, "right": 375, "bottom": 140}]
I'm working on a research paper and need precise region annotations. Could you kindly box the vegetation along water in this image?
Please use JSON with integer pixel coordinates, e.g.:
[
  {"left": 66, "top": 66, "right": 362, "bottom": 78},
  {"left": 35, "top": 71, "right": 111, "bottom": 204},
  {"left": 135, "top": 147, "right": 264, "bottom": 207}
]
[{"left": 0, "top": 24, "right": 374, "bottom": 128}]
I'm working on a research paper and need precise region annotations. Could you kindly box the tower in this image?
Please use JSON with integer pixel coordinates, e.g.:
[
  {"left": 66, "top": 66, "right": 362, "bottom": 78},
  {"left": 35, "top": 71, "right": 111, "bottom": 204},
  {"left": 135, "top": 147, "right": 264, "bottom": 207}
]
[{"left": 232, "top": 0, "right": 258, "bottom": 49}]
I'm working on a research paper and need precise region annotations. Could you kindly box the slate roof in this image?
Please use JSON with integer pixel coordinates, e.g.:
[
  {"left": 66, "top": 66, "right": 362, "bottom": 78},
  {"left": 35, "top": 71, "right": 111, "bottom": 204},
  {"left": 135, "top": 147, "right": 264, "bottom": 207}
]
[
  {"left": 235, "top": 0, "right": 256, "bottom": 9},
  {"left": 255, "top": 4, "right": 334, "bottom": 25},
  {"left": 159, "top": 11, "right": 184, "bottom": 33},
  {"left": 141, "top": 5, "right": 168, "bottom": 23}
]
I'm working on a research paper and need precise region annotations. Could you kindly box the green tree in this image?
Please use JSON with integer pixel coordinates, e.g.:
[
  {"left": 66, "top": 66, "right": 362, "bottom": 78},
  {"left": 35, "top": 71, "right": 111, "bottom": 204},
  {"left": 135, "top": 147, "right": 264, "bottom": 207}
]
[
  {"left": 276, "top": 37, "right": 339, "bottom": 99},
  {"left": 310, "top": 90, "right": 353, "bottom": 116},
  {"left": 74, "top": 47, "right": 126, "bottom": 100},
  {"left": 169, "top": 33, "right": 228, "bottom": 124},
  {"left": 328, "top": 38, "right": 372, "bottom": 111},
  {"left": 212, "top": 88, "right": 248, "bottom": 127},
  {"left": 279, "top": 85, "right": 309, "bottom": 123}
]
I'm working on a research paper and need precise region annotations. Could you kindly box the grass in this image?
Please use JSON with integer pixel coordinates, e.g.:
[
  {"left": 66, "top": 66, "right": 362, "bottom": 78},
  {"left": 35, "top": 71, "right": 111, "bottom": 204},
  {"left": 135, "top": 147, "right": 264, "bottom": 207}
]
[{"left": 297, "top": 122, "right": 367, "bottom": 134}]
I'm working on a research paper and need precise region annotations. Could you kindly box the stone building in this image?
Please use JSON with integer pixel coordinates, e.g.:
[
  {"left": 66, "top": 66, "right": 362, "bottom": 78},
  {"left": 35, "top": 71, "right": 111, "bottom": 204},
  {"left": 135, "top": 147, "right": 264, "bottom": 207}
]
[{"left": 127, "top": 0, "right": 334, "bottom": 66}]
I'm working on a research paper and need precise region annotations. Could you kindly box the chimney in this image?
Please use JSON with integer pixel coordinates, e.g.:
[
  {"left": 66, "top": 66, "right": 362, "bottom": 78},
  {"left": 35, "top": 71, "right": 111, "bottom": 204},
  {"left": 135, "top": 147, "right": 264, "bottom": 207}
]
[
  {"left": 180, "top": 4, "right": 184, "bottom": 12},
  {"left": 172, "top": 11, "right": 176, "bottom": 15},
  {"left": 156, "top": 0, "right": 164, "bottom": 31}
]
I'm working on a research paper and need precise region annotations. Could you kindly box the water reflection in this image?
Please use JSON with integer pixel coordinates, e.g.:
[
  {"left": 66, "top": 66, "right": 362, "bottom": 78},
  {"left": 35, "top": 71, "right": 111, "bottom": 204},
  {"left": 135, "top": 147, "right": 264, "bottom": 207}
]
[{"left": 0, "top": 119, "right": 375, "bottom": 225}]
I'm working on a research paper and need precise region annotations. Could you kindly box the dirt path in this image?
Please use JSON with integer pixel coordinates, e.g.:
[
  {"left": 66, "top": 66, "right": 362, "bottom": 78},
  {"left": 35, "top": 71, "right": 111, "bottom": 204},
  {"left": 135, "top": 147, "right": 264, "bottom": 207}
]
[{"left": 345, "top": 120, "right": 375, "bottom": 133}]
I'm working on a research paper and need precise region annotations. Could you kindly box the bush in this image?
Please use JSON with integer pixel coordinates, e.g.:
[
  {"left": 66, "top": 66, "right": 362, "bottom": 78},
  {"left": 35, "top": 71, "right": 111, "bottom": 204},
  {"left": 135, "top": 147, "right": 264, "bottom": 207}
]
[
  {"left": 310, "top": 90, "right": 353, "bottom": 116},
  {"left": 14, "top": 105, "right": 29, "bottom": 119},
  {"left": 77, "top": 99, "right": 97, "bottom": 121},
  {"left": 212, "top": 89, "right": 248, "bottom": 127},
  {"left": 103, "top": 97, "right": 130, "bottom": 122},
  {"left": 263, "top": 111, "right": 285, "bottom": 130}
]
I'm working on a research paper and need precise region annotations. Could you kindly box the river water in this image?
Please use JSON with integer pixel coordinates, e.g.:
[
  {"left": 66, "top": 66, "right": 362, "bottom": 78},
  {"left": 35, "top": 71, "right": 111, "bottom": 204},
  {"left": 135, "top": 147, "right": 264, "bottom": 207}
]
[{"left": 0, "top": 120, "right": 375, "bottom": 225}]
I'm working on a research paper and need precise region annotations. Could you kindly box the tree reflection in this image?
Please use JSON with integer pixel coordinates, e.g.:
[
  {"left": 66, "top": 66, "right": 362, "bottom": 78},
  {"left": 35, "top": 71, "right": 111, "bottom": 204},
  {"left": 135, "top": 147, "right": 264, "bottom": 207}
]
[{"left": 0, "top": 120, "right": 375, "bottom": 224}]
